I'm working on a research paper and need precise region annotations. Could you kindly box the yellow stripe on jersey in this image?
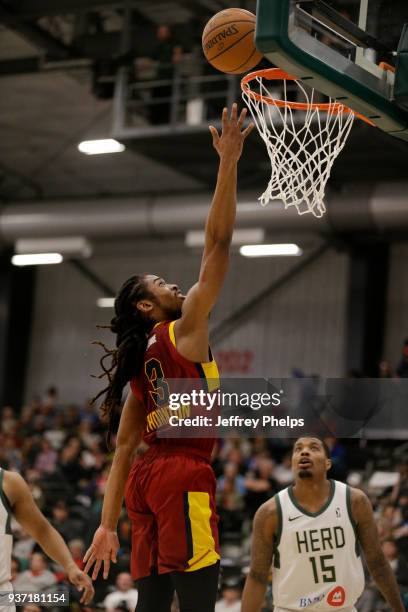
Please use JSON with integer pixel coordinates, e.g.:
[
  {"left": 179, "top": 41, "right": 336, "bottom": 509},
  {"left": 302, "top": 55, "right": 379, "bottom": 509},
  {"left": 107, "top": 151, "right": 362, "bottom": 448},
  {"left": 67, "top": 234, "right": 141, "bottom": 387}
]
[
  {"left": 185, "top": 492, "right": 220, "bottom": 572},
  {"left": 200, "top": 361, "right": 219, "bottom": 392},
  {"left": 169, "top": 320, "right": 177, "bottom": 347},
  {"left": 168, "top": 321, "right": 220, "bottom": 392}
]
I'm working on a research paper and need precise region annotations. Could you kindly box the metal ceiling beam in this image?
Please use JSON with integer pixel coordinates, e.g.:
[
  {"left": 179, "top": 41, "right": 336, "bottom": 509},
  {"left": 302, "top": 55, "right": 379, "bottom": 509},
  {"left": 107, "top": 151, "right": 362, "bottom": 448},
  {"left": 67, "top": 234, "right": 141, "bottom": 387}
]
[
  {"left": 0, "top": 56, "right": 93, "bottom": 77},
  {"left": 0, "top": 56, "right": 40, "bottom": 76},
  {"left": 12, "top": 0, "right": 150, "bottom": 19},
  {"left": 173, "top": 0, "right": 213, "bottom": 18},
  {"left": 0, "top": 3, "right": 75, "bottom": 58}
]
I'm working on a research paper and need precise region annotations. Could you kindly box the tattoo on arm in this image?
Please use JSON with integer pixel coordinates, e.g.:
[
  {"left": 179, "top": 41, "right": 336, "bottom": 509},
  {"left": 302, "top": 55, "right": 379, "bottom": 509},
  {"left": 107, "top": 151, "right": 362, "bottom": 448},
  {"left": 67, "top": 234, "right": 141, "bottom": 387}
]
[
  {"left": 249, "top": 503, "right": 275, "bottom": 585},
  {"left": 352, "top": 489, "right": 404, "bottom": 612}
]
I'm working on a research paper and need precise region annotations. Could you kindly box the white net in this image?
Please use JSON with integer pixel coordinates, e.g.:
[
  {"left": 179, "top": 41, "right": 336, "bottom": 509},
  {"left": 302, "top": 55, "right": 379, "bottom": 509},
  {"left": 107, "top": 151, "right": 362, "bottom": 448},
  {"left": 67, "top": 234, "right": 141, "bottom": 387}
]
[{"left": 242, "top": 75, "right": 355, "bottom": 218}]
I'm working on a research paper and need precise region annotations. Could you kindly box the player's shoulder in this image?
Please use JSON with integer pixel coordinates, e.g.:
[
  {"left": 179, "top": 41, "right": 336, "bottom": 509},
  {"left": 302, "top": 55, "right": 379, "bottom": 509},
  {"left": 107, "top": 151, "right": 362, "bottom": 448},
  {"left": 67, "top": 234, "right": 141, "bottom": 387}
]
[
  {"left": 2, "top": 469, "right": 24, "bottom": 487},
  {"left": 155, "top": 320, "right": 172, "bottom": 334},
  {"left": 347, "top": 486, "right": 372, "bottom": 520},
  {"left": 348, "top": 485, "right": 370, "bottom": 503},
  {"left": 254, "top": 496, "right": 280, "bottom": 529},
  {"left": 251, "top": 496, "right": 281, "bottom": 541},
  {"left": 150, "top": 320, "right": 173, "bottom": 347},
  {"left": 2, "top": 470, "right": 28, "bottom": 505}
]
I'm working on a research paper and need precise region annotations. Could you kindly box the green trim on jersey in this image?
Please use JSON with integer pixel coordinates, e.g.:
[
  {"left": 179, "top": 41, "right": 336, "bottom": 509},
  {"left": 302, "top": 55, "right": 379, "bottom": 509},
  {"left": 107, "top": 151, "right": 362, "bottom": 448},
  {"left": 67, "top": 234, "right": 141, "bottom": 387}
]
[
  {"left": 288, "top": 480, "right": 335, "bottom": 518},
  {"left": 273, "top": 494, "right": 283, "bottom": 568},
  {"left": 0, "top": 469, "right": 12, "bottom": 535},
  {"left": 346, "top": 485, "right": 360, "bottom": 557}
]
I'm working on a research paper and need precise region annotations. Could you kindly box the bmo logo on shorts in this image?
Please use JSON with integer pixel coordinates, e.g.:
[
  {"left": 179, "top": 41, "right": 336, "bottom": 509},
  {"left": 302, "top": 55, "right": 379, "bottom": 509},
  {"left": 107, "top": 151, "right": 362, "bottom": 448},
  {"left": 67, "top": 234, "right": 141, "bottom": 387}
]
[{"left": 327, "top": 586, "right": 345, "bottom": 607}]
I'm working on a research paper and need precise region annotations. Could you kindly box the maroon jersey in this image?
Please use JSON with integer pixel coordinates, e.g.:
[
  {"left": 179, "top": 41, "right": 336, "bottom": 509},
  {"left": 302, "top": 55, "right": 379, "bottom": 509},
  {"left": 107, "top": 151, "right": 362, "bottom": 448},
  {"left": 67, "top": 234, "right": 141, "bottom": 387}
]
[{"left": 130, "top": 320, "right": 219, "bottom": 461}]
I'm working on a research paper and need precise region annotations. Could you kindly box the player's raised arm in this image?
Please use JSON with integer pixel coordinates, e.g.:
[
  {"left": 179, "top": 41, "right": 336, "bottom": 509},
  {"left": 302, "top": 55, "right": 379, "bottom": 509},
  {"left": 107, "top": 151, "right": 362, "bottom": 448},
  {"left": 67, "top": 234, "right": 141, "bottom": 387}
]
[
  {"left": 84, "top": 391, "right": 146, "bottom": 580},
  {"left": 175, "top": 103, "right": 253, "bottom": 352},
  {"left": 241, "top": 499, "right": 276, "bottom": 612},
  {"left": 4, "top": 472, "right": 94, "bottom": 605},
  {"left": 351, "top": 488, "right": 405, "bottom": 612}
]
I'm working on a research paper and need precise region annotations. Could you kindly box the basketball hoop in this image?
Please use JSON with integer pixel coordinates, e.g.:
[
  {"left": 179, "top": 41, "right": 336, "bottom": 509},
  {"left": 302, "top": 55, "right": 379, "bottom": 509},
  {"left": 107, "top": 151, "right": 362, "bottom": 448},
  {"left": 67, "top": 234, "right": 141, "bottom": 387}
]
[{"left": 241, "top": 68, "right": 374, "bottom": 218}]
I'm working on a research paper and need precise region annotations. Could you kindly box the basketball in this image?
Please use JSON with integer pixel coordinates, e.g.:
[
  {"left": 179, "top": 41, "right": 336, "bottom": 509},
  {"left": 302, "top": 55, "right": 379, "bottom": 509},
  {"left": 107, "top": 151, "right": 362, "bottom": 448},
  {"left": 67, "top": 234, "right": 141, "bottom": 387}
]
[{"left": 202, "top": 8, "right": 263, "bottom": 75}]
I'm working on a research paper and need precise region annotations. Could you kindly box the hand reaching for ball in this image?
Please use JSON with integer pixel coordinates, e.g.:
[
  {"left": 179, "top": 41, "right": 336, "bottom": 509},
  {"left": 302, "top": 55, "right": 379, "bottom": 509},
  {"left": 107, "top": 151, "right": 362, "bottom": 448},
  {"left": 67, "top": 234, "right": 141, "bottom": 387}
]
[{"left": 209, "top": 103, "right": 254, "bottom": 162}]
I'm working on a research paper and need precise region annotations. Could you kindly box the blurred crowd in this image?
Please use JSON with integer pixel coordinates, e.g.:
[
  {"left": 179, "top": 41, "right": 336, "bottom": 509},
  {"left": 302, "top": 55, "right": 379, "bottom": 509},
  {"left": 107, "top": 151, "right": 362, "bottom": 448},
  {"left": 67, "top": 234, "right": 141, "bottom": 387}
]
[{"left": 0, "top": 385, "right": 408, "bottom": 611}]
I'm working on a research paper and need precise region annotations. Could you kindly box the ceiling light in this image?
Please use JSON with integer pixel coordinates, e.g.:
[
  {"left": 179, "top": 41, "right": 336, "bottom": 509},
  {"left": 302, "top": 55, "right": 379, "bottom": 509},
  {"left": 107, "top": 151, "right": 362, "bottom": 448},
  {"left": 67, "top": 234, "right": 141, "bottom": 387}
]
[
  {"left": 239, "top": 243, "right": 303, "bottom": 257},
  {"left": 185, "top": 228, "right": 265, "bottom": 248},
  {"left": 78, "top": 139, "right": 125, "bottom": 155},
  {"left": 11, "top": 253, "right": 63, "bottom": 266},
  {"left": 15, "top": 237, "right": 92, "bottom": 258},
  {"left": 97, "top": 297, "right": 115, "bottom": 308}
]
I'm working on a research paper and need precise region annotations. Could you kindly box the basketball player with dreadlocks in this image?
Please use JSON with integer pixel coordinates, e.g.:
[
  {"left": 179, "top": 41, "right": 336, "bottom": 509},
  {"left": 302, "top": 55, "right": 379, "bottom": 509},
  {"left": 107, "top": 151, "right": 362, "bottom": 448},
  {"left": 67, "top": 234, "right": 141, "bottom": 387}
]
[
  {"left": 241, "top": 436, "right": 404, "bottom": 612},
  {"left": 83, "top": 103, "right": 254, "bottom": 612}
]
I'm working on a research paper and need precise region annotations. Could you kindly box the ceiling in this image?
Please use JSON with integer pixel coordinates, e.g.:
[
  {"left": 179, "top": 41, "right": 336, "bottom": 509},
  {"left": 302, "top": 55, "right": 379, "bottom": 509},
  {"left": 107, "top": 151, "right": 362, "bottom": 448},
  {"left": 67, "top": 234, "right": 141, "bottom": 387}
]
[{"left": 0, "top": 0, "right": 407, "bottom": 206}]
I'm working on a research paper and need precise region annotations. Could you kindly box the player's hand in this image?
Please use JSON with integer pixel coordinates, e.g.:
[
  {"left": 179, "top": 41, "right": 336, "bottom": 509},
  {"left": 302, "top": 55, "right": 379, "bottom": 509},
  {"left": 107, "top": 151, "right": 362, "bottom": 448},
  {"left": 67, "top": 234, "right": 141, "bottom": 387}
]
[
  {"left": 83, "top": 525, "right": 120, "bottom": 580},
  {"left": 66, "top": 563, "right": 95, "bottom": 604},
  {"left": 209, "top": 103, "right": 254, "bottom": 162}
]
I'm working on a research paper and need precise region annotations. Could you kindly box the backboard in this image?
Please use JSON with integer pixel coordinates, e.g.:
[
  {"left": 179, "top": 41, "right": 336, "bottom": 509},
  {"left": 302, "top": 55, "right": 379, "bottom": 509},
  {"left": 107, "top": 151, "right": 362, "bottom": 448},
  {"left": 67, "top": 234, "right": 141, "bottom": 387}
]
[{"left": 255, "top": 0, "right": 408, "bottom": 141}]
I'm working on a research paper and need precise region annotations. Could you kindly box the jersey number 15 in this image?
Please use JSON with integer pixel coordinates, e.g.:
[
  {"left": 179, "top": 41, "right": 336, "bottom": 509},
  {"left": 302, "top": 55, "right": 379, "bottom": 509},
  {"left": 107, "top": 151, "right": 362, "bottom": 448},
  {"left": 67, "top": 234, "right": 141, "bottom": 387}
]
[{"left": 309, "top": 555, "right": 336, "bottom": 584}]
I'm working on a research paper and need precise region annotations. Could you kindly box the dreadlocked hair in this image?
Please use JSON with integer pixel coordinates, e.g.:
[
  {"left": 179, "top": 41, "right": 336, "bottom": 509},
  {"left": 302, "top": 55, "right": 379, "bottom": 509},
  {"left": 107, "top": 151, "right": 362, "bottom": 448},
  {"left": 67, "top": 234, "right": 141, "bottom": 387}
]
[{"left": 91, "top": 274, "right": 154, "bottom": 443}]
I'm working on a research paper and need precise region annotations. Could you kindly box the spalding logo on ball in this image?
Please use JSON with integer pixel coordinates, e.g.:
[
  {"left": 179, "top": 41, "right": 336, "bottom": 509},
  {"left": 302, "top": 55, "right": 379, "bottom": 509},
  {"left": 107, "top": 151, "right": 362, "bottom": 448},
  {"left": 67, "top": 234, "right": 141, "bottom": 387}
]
[{"left": 202, "top": 8, "right": 263, "bottom": 75}]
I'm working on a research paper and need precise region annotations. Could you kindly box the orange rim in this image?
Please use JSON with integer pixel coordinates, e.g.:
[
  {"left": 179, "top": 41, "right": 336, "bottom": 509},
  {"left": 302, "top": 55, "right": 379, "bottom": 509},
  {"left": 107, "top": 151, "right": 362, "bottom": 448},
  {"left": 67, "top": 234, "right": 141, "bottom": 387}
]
[{"left": 241, "top": 68, "right": 375, "bottom": 125}]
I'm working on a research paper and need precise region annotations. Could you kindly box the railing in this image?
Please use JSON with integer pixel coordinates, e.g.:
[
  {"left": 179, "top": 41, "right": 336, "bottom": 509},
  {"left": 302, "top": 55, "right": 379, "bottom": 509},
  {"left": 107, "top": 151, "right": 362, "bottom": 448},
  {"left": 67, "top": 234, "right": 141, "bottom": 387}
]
[
  {"left": 112, "top": 54, "right": 330, "bottom": 137},
  {"left": 113, "top": 55, "right": 241, "bottom": 134}
]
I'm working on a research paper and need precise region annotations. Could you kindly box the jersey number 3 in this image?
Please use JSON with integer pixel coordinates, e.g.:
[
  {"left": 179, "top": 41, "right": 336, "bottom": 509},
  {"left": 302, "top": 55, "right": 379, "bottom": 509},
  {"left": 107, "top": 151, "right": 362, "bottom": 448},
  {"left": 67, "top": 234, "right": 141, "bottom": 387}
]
[{"left": 145, "top": 358, "right": 170, "bottom": 407}]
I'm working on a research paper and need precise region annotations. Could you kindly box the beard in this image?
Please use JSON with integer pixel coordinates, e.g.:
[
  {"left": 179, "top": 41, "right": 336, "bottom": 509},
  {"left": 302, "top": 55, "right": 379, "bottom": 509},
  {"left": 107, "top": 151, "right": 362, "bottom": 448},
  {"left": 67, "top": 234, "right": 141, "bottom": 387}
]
[{"left": 298, "top": 469, "right": 313, "bottom": 479}]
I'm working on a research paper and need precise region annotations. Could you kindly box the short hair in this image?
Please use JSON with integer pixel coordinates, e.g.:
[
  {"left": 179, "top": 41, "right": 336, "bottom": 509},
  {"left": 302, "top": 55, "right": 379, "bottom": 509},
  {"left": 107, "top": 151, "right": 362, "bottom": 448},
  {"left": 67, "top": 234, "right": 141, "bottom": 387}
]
[{"left": 292, "top": 435, "right": 331, "bottom": 459}]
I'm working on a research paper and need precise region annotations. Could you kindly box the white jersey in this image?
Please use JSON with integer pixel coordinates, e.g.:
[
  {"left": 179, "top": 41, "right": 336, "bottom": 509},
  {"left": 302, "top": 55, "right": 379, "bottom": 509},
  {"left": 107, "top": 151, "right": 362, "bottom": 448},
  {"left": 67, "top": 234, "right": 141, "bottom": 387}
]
[
  {"left": 0, "top": 469, "right": 12, "bottom": 585},
  {"left": 272, "top": 480, "right": 364, "bottom": 611}
]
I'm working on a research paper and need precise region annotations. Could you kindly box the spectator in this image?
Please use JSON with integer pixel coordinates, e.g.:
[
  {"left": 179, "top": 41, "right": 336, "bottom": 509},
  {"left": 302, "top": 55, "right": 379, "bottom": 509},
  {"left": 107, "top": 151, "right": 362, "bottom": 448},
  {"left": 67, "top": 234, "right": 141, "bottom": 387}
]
[
  {"left": 43, "top": 412, "right": 67, "bottom": 450},
  {"left": 378, "top": 359, "right": 394, "bottom": 378},
  {"left": 10, "top": 556, "right": 21, "bottom": 582},
  {"left": 396, "top": 338, "right": 408, "bottom": 377},
  {"left": 68, "top": 539, "right": 85, "bottom": 570},
  {"left": 43, "top": 386, "right": 59, "bottom": 410},
  {"left": 34, "top": 439, "right": 57, "bottom": 475},
  {"left": 215, "top": 584, "right": 242, "bottom": 611},
  {"left": 50, "top": 501, "right": 84, "bottom": 541},
  {"left": 217, "top": 462, "right": 246, "bottom": 510},
  {"left": 391, "top": 464, "right": 408, "bottom": 505},
  {"left": 383, "top": 539, "right": 408, "bottom": 587},
  {"left": 1, "top": 406, "right": 17, "bottom": 434},
  {"left": 78, "top": 420, "right": 101, "bottom": 451},
  {"left": 103, "top": 572, "right": 139, "bottom": 611},
  {"left": 324, "top": 437, "right": 347, "bottom": 480},
  {"left": 357, "top": 538, "right": 408, "bottom": 611},
  {"left": 273, "top": 453, "right": 294, "bottom": 487},
  {"left": 59, "top": 437, "right": 87, "bottom": 485},
  {"left": 244, "top": 453, "right": 278, "bottom": 518},
  {"left": 149, "top": 24, "right": 183, "bottom": 124},
  {"left": 12, "top": 525, "right": 36, "bottom": 560},
  {"left": 13, "top": 552, "right": 57, "bottom": 593},
  {"left": 217, "top": 462, "right": 246, "bottom": 541},
  {"left": 117, "top": 517, "right": 132, "bottom": 558}
]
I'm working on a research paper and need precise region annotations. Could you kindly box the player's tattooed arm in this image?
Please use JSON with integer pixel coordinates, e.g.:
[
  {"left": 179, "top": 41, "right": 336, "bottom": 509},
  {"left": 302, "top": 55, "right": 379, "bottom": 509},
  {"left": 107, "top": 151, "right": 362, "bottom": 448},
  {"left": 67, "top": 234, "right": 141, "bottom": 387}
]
[
  {"left": 351, "top": 488, "right": 405, "bottom": 612},
  {"left": 241, "top": 498, "right": 276, "bottom": 612}
]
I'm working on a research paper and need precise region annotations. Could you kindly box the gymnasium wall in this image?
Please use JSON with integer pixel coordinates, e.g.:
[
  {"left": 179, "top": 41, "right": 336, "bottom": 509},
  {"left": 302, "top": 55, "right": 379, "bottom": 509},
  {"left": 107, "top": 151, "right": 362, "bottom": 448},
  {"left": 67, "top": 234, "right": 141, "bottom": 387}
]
[
  {"left": 384, "top": 243, "right": 408, "bottom": 368},
  {"left": 25, "top": 242, "right": 349, "bottom": 404}
]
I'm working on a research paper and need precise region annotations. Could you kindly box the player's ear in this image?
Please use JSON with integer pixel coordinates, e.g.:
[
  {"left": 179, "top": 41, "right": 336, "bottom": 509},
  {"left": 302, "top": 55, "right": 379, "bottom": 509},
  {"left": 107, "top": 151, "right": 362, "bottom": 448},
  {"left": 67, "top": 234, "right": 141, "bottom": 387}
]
[
  {"left": 136, "top": 299, "right": 154, "bottom": 314},
  {"left": 326, "top": 458, "right": 332, "bottom": 472}
]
